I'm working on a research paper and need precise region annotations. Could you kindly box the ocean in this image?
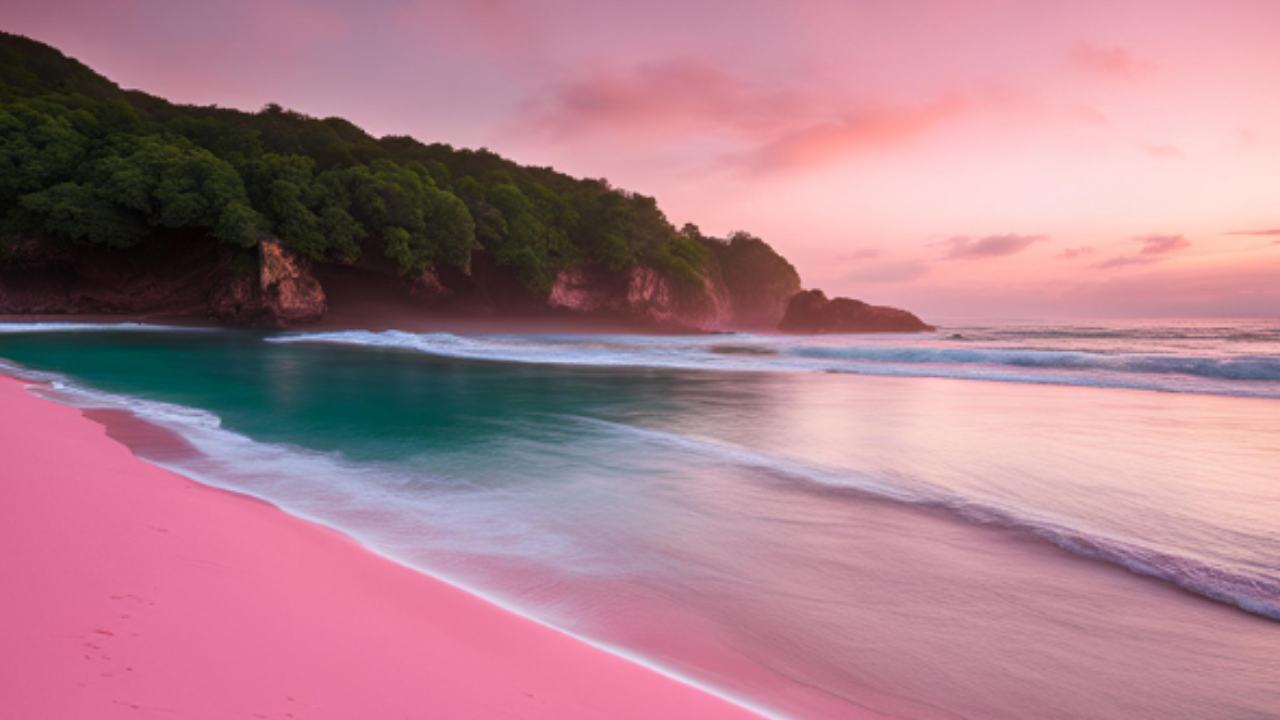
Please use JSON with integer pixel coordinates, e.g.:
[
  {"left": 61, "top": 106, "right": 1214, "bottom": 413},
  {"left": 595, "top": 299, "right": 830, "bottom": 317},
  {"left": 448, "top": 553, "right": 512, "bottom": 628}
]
[{"left": 2, "top": 319, "right": 1278, "bottom": 719}]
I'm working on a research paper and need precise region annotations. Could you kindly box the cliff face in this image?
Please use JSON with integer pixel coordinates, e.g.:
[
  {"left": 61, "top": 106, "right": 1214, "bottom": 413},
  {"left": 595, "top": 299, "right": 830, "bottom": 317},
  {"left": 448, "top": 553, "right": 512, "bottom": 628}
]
[
  {"left": 779, "top": 290, "right": 932, "bottom": 334},
  {"left": 707, "top": 233, "right": 802, "bottom": 328},
  {"left": 0, "top": 236, "right": 933, "bottom": 333},
  {"left": 0, "top": 236, "right": 233, "bottom": 317},
  {"left": 0, "top": 33, "right": 932, "bottom": 334},
  {"left": 257, "top": 239, "right": 327, "bottom": 325},
  {"left": 548, "top": 265, "right": 732, "bottom": 330},
  {"left": 0, "top": 237, "right": 325, "bottom": 327}
]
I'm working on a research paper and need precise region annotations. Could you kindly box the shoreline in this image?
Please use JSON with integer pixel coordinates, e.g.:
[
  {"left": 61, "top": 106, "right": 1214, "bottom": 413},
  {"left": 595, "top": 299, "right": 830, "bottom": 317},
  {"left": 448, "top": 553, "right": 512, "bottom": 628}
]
[
  {"left": 0, "top": 311, "right": 740, "bottom": 336},
  {"left": 0, "top": 373, "right": 763, "bottom": 718}
]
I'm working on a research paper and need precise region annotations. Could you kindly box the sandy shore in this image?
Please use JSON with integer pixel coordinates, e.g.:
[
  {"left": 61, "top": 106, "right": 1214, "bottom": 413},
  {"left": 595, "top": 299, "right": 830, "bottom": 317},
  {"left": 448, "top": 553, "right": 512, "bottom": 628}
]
[{"left": 0, "top": 375, "right": 756, "bottom": 718}]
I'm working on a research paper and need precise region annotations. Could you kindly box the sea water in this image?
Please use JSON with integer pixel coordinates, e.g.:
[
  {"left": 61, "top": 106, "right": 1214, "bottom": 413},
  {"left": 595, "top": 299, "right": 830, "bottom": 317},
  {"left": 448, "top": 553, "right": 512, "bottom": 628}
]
[{"left": 2, "top": 320, "right": 1277, "bottom": 718}]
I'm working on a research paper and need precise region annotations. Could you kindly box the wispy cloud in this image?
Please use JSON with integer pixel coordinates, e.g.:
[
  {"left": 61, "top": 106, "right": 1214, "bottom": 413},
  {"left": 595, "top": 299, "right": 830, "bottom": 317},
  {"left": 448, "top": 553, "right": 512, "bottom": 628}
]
[
  {"left": 836, "top": 247, "right": 883, "bottom": 261},
  {"left": 520, "top": 58, "right": 974, "bottom": 175},
  {"left": 521, "top": 58, "right": 802, "bottom": 140},
  {"left": 1094, "top": 234, "right": 1191, "bottom": 269},
  {"left": 1068, "top": 42, "right": 1148, "bottom": 81},
  {"left": 1137, "top": 234, "right": 1191, "bottom": 255},
  {"left": 1142, "top": 143, "right": 1182, "bottom": 159},
  {"left": 742, "top": 97, "right": 967, "bottom": 173},
  {"left": 1058, "top": 246, "right": 1095, "bottom": 259},
  {"left": 843, "top": 259, "right": 931, "bottom": 284},
  {"left": 941, "top": 234, "right": 1048, "bottom": 260},
  {"left": 1094, "top": 255, "right": 1159, "bottom": 269},
  {"left": 1225, "top": 228, "right": 1280, "bottom": 236}
]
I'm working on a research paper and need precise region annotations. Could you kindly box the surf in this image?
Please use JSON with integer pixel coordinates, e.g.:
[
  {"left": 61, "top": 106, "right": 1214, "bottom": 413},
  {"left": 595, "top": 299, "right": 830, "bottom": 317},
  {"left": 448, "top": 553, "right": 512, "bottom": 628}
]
[{"left": 269, "top": 327, "right": 1280, "bottom": 397}]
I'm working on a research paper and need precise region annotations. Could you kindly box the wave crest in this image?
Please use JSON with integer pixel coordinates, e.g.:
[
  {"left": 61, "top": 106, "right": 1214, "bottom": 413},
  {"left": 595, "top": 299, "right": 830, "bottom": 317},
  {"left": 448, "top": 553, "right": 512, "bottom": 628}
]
[
  {"left": 269, "top": 329, "right": 1280, "bottom": 397},
  {"left": 571, "top": 416, "right": 1280, "bottom": 622}
]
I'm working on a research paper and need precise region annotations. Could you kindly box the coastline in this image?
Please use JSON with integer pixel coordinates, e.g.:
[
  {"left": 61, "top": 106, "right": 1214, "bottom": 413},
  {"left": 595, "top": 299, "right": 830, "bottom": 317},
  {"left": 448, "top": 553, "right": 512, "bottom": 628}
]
[
  {"left": 0, "top": 374, "right": 761, "bottom": 719},
  {"left": 0, "top": 311, "right": 734, "bottom": 336}
]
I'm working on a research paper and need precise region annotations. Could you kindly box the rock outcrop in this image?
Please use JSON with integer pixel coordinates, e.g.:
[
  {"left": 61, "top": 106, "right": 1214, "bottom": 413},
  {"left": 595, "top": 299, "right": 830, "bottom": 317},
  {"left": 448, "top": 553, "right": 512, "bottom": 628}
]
[
  {"left": 256, "top": 239, "right": 326, "bottom": 325},
  {"left": 2, "top": 233, "right": 929, "bottom": 334},
  {"left": 708, "top": 232, "right": 802, "bottom": 328},
  {"left": 0, "top": 236, "right": 326, "bottom": 327},
  {"left": 548, "top": 265, "right": 731, "bottom": 330},
  {"left": 207, "top": 272, "right": 260, "bottom": 322},
  {"left": 409, "top": 268, "right": 452, "bottom": 304},
  {"left": 779, "top": 289, "right": 932, "bottom": 333},
  {"left": 0, "top": 236, "right": 234, "bottom": 317}
]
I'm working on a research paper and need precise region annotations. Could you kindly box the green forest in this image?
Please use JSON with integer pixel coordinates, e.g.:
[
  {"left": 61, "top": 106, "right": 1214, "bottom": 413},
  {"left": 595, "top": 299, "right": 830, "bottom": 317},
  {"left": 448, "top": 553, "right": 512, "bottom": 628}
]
[{"left": 0, "top": 32, "right": 798, "bottom": 302}]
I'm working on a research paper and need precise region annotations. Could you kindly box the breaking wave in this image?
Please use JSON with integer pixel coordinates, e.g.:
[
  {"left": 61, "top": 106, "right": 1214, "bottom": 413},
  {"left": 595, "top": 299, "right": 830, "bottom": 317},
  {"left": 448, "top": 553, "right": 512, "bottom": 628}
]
[
  {"left": 570, "top": 416, "right": 1280, "bottom": 622},
  {"left": 270, "top": 329, "right": 1280, "bottom": 397}
]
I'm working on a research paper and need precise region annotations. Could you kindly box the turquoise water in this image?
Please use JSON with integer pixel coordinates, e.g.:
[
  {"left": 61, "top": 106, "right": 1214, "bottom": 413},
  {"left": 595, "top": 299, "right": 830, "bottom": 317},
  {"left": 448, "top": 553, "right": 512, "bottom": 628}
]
[{"left": 2, "top": 323, "right": 1279, "bottom": 719}]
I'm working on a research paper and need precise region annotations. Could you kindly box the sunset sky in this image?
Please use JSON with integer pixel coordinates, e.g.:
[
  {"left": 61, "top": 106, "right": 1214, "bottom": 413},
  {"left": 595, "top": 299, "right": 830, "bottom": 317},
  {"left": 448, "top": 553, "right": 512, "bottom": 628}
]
[{"left": 4, "top": 0, "right": 1279, "bottom": 319}]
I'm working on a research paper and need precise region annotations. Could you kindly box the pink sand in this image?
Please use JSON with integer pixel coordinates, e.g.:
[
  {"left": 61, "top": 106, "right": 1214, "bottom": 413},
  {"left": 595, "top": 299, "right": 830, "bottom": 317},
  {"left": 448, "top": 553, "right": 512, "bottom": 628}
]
[{"left": 0, "top": 376, "right": 757, "bottom": 718}]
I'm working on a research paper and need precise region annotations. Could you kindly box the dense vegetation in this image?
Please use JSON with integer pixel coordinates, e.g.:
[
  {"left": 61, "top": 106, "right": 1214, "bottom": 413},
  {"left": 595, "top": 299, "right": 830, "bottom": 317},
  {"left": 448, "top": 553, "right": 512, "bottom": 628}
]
[{"left": 0, "top": 32, "right": 796, "bottom": 302}]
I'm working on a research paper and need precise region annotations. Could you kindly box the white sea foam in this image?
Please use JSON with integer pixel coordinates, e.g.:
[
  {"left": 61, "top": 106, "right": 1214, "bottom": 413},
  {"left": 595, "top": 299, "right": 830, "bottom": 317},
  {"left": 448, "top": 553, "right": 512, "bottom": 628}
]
[
  {"left": 37, "top": 365, "right": 1280, "bottom": 622},
  {"left": 0, "top": 321, "right": 216, "bottom": 333},
  {"left": 269, "top": 329, "right": 1280, "bottom": 398},
  {"left": 14, "top": 369, "right": 779, "bottom": 716},
  {"left": 567, "top": 415, "right": 1280, "bottom": 622}
]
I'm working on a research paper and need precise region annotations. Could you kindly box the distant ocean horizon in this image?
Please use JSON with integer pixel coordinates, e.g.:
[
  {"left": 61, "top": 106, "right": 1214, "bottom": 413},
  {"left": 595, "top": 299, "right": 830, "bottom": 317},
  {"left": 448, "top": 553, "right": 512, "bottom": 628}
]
[{"left": 3, "top": 318, "right": 1278, "bottom": 718}]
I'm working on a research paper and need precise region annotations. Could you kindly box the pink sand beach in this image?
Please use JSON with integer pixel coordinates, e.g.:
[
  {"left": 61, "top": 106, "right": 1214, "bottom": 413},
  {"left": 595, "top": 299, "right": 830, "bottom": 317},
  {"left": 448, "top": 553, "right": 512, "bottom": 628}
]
[{"left": 0, "top": 374, "right": 757, "bottom": 718}]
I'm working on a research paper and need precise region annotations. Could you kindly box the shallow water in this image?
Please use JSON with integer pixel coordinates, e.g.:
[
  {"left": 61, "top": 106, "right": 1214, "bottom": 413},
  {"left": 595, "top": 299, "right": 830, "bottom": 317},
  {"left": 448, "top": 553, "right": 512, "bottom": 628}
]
[{"left": 2, "top": 321, "right": 1278, "bottom": 718}]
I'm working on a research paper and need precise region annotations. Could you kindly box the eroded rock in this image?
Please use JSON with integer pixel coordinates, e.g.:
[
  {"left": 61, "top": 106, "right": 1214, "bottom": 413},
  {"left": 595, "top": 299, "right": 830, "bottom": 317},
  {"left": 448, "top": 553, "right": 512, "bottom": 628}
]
[
  {"left": 258, "top": 239, "right": 326, "bottom": 326},
  {"left": 779, "top": 289, "right": 931, "bottom": 333}
]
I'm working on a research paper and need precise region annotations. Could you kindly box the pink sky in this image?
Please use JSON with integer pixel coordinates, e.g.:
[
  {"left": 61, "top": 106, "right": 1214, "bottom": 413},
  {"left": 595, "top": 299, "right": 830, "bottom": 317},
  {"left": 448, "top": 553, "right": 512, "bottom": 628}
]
[{"left": 4, "top": 0, "right": 1279, "bottom": 319}]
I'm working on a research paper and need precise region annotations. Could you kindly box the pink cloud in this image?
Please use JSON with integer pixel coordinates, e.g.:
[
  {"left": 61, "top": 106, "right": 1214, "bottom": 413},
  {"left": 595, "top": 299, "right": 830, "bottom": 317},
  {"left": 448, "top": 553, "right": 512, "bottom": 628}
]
[
  {"left": 1094, "top": 255, "right": 1159, "bottom": 270},
  {"left": 1143, "top": 144, "right": 1182, "bottom": 159},
  {"left": 1094, "top": 234, "right": 1191, "bottom": 269},
  {"left": 1068, "top": 42, "right": 1147, "bottom": 80},
  {"left": 837, "top": 248, "right": 884, "bottom": 261},
  {"left": 522, "top": 59, "right": 799, "bottom": 140},
  {"left": 843, "top": 260, "right": 931, "bottom": 284},
  {"left": 942, "top": 234, "right": 1048, "bottom": 260},
  {"left": 1225, "top": 228, "right": 1280, "bottom": 236},
  {"left": 1059, "top": 246, "right": 1095, "bottom": 259},
  {"left": 521, "top": 59, "right": 972, "bottom": 176},
  {"left": 1137, "top": 234, "right": 1191, "bottom": 255},
  {"left": 1070, "top": 256, "right": 1280, "bottom": 317},
  {"left": 744, "top": 96, "right": 967, "bottom": 173}
]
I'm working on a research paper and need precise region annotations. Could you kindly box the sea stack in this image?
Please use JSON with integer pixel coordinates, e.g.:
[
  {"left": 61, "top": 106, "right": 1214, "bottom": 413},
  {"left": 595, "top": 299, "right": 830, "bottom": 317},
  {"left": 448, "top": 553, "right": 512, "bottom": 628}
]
[{"left": 778, "top": 289, "right": 932, "bottom": 333}]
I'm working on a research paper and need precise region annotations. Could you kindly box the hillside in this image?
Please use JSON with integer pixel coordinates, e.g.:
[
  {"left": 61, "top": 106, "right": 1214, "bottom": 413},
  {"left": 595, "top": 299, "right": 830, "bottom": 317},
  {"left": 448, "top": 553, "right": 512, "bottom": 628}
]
[{"left": 0, "top": 32, "right": 925, "bottom": 332}]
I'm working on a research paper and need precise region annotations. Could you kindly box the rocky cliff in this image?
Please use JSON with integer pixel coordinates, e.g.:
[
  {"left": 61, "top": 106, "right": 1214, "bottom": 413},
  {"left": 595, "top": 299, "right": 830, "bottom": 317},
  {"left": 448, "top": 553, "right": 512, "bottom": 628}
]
[
  {"left": 548, "top": 265, "right": 732, "bottom": 330},
  {"left": 256, "top": 239, "right": 327, "bottom": 324},
  {"left": 707, "top": 232, "right": 802, "bottom": 328},
  {"left": 0, "top": 235, "right": 935, "bottom": 333},
  {"left": 778, "top": 289, "right": 932, "bottom": 334},
  {"left": 1, "top": 236, "right": 326, "bottom": 327},
  {"left": 0, "top": 33, "right": 930, "bottom": 334}
]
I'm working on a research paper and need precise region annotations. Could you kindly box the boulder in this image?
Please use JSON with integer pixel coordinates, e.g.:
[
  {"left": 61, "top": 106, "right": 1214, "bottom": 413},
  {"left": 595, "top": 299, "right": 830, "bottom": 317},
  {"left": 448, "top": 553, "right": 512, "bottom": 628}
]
[
  {"left": 779, "top": 289, "right": 931, "bottom": 333},
  {"left": 257, "top": 239, "right": 326, "bottom": 326}
]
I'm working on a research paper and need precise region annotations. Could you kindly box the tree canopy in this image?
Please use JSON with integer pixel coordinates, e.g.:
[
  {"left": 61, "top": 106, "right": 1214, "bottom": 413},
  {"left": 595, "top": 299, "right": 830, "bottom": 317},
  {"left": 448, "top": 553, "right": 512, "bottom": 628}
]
[{"left": 0, "top": 31, "right": 798, "bottom": 303}]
